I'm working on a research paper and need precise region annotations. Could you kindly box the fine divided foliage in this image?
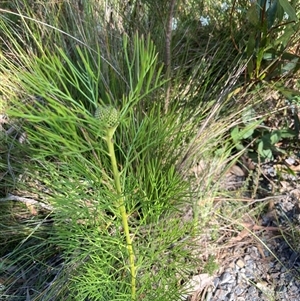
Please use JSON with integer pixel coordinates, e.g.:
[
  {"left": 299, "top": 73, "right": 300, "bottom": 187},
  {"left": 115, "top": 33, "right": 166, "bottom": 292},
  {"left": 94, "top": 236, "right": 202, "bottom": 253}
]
[{"left": 0, "top": 1, "right": 300, "bottom": 301}]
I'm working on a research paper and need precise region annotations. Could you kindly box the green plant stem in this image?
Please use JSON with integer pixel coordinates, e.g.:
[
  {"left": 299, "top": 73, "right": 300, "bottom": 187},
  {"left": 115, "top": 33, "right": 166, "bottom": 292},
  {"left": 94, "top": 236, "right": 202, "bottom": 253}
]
[{"left": 105, "top": 127, "right": 136, "bottom": 301}]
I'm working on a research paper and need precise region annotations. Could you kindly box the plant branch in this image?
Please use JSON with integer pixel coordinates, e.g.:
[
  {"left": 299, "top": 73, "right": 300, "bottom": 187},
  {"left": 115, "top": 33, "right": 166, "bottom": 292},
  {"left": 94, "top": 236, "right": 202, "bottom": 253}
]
[
  {"left": 105, "top": 127, "right": 136, "bottom": 301},
  {"left": 0, "top": 194, "right": 53, "bottom": 211}
]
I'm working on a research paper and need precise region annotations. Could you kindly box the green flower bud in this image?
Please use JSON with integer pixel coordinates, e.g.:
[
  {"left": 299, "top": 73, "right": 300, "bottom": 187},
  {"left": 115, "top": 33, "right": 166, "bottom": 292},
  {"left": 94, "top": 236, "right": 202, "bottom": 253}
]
[{"left": 94, "top": 105, "right": 119, "bottom": 129}]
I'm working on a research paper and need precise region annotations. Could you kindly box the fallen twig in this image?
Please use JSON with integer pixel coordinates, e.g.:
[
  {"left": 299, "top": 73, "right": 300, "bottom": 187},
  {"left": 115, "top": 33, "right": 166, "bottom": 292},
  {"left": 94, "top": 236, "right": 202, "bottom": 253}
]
[{"left": 0, "top": 194, "right": 53, "bottom": 211}]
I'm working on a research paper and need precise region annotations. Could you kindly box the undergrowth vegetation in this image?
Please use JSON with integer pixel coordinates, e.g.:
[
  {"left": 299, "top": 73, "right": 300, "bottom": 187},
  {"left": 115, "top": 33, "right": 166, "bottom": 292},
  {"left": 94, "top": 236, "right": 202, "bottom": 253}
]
[{"left": 0, "top": 0, "right": 299, "bottom": 300}]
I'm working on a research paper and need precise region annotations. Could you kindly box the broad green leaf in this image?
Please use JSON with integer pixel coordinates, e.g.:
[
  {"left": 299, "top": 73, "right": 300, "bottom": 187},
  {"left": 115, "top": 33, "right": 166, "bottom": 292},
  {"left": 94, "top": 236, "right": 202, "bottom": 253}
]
[
  {"left": 247, "top": 2, "right": 260, "bottom": 27},
  {"left": 258, "top": 140, "right": 273, "bottom": 159},
  {"left": 246, "top": 32, "right": 257, "bottom": 56},
  {"left": 256, "top": 47, "right": 266, "bottom": 75},
  {"left": 235, "top": 142, "right": 245, "bottom": 151},
  {"left": 270, "top": 131, "right": 281, "bottom": 144},
  {"left": 231, "top": 126, "right": 241, "bottom": 142},
  {"left": 263, "top": 50, "right": 276, "bottom": 61},
  {"left": 274, "top": 25, "right": 296, "bottom": 48},
  {"left": 242, "top": 106, "right": 257, "bottom": 124},
  {"left": 246, "top": 33, "right": 257, "bottom": 78},
  {"left": 278, "top": 0, "right": 298, "bottom": 21},
  {"left": 257, "top": 140, "right": 264, "bottom": 154},
  {"left": 261, "top": 135, "right": 272, "bottom": 148},
  {"left": 275, "top": 84, "right": 300, "bottom": 100},
  {"left": 261, "top": 148, "right": 273, "bottom": 159},
  {"left": 247, "top": 59, "right": 255, "bottom": 79},
  {"left": 276, "top": 1, "right": 285, "bottom": 21},
  {"left": 242, "top": 128, "right": 255, "bottom": 139},
  {"left": 279, "top": 129, "right": 297, "bottom": 138},
  {"left": 267, "top": 0, "right": 278, "bottom": 29},
  {"left": 281, "top": 56, "right": 300, "bottom": 74}
]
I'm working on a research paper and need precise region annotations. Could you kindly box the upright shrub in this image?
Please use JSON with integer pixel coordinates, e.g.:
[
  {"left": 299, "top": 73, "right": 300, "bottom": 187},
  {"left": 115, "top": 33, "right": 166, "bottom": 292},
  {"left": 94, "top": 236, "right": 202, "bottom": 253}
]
[{"left": 1, "top": 13, "right": 197, "bottom": 298}]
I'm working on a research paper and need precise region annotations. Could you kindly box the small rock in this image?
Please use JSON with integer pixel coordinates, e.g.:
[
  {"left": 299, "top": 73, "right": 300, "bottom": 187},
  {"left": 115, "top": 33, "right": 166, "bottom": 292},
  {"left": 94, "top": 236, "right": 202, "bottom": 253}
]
[
  {"left": 267, "top": 166, "right": 276, "bottom": 177},
  {"left": 225, "top": 292, "right": 235, "bottom": 301},
  {"left": 222, "top": 282, "right": 235, "bottom": 291},
  {"left": 247, "top": 286, "right": 257, "bottom": 294},
  {"left": 280, "top": 266, "right": 287, "bottom": 273},
  {"left": 219, "top": 272, "right": 233, "bottom": 285},
  {"left": 237, "top": 272, "right": 246, "bottom": 284},
  {"left": 289, "top": 284, "right": 299, "bottom": 292},
  {"left": 229, "top": 165, "right": 245, "bottom": 177},
  {"left": 244, "top": 255, "right": 251, "bottom": 261},
  {"left": 270, "top": 272, "right": 280, "bottom": 279},
  {"left": 257, "top": 281, "right": 274, "bottom": 297},
  {"left": 236, "top": 259, "right": 245, "bottom": 269},
  {"left": 245, "top": 258, "right": 255, "bottom": 266},
  {"left": 228, "top": 261, "right": 235, "bottom": 269},
  {"left": 214, "top": 288, "right": 228, "bottom": 300},
  {"left": 244, "top": 271, "right": 255, "bottom": 279},
  {"left": 285, "top": 157, "right": 295, "bottom": 165},
  {"left": 213, "top": 277, "right": 220, "bottom": 287},
  {"left": 235, "top": 286, "right": 245, "bottom": 296}
]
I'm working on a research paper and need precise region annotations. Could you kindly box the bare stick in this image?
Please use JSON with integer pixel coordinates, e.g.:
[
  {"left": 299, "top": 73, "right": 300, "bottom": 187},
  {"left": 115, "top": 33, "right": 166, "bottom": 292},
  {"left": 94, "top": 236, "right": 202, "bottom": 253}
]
[
  {"left": 164, "top": 0, "right": 177, "bottom": 113},
  {"left": 0, "top": 194, "right": 53, "bottom": 211}
]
